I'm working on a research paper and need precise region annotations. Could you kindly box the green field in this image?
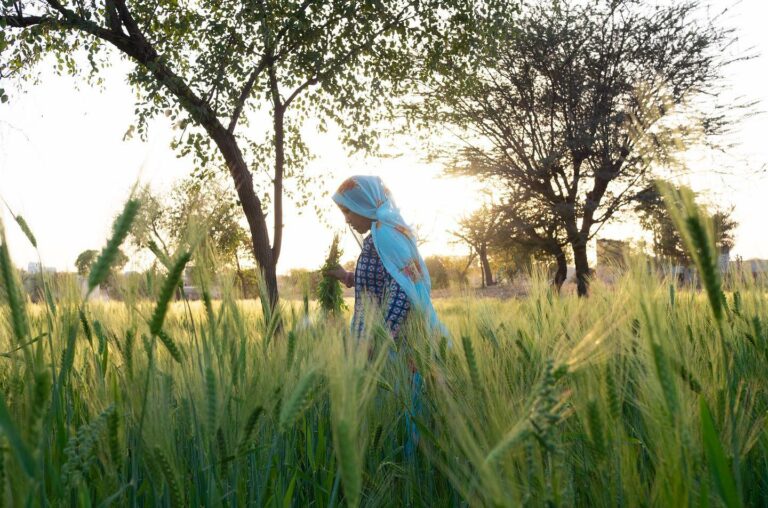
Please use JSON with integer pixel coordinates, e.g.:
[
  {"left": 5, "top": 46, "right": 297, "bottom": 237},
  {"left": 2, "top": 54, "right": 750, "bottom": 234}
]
[
  {"left": 0, "top": 262, "right": 766, "bottom": 506},
  {"left": 0, "top": 193, "right": 767, "bottom": 507}
]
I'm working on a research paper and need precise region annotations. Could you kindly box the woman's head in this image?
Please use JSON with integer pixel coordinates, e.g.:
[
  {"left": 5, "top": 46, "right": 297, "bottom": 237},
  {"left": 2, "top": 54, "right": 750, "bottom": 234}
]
[{"left": 332, "top": 176, "right": 397, "bottom": 231}]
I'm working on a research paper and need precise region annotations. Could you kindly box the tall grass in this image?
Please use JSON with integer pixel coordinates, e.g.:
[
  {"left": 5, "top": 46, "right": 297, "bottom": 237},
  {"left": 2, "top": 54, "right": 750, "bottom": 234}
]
[{"left": 0, "top": 196, "right": 765, "bottom": 506}]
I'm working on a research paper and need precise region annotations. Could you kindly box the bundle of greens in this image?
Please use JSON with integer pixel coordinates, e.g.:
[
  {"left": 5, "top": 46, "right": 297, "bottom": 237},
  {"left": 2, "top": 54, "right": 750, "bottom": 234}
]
[{"left": 317, "top": 234, "right": 347, "bottom": 315}]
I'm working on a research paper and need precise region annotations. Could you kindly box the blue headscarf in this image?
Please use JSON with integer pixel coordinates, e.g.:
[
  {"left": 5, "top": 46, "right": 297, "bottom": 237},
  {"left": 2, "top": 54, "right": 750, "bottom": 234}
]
[{"left": 332, "top": 176, "right": 444, "bottom": 335}]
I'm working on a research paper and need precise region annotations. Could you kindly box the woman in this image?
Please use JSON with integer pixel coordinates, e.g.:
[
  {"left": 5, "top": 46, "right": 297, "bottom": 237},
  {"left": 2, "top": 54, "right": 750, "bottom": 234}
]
[
  {"left": 328, "top": 175, "right": 443, "bottom": 339},
  {"left": 329, "top": 175, "right": 443, "bottom": 457}
]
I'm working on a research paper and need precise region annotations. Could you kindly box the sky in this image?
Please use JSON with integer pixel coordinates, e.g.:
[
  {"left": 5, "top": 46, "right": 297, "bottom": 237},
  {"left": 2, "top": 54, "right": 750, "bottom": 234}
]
[{"left": 0, "top": 0, "right": 766, "bottom": 276}]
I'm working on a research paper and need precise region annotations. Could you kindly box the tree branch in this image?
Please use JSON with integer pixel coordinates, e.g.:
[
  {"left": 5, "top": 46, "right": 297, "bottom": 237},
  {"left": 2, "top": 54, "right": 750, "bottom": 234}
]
[
  {"left": 1, "top": 14, "right": 53, "bottom": 28},
  {"left": 282, "top": 2, "right": 414, "bottom": 110},
  {"left": 112, "top": 0, "right": 148, "bottom": 44},
  {"left": 228, "top": 57, "right": 272, "bottom": 133},
  {"left": 104, "top": 0, "right": 124, "bottom": 35}
]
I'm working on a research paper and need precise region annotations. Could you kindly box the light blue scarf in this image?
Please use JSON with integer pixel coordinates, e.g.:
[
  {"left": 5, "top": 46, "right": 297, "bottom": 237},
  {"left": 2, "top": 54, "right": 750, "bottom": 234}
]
[{"left": 332, "top": 175, "right": 444, "bottom": 335}]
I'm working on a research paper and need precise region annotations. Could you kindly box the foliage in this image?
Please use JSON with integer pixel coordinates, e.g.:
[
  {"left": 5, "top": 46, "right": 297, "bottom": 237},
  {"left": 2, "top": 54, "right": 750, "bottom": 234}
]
[
  {"left": 278, "top": 268, "right": 320, "bottom": 299},
  {"left": 130, "top": 177, "right": 251, "bottom": 268},
  {"left": 0, "top": 194, "right": 766, "bottom": 505},
  {"left": 423, "top": 256, "right": 449, "bottom": 290},
  {"left": 316, "top": 234, "right": 345, "bottom": 315},
  {"left": 1, "top": 0, "right": 509, "bottom": 302},
  {"left": 74, "top": 249, "right": 99, "bottom": 277},
  {"left": 424, "top": 0, "right": 743, "bottom": 295},
  {"left": 424, "top": 255, "right": 478, "bottom": 289},
  {"left": 634, "top": 182, "right": 738, "bottom": 264},
  {"left": 634, "top": 183, "right": 690, "bottom": 264},
  {"left": 451, "top": 200, "right": 501, "bottom": 287},
  {"left": 75, "top": 248, "right": 129, "bottom": 298}
]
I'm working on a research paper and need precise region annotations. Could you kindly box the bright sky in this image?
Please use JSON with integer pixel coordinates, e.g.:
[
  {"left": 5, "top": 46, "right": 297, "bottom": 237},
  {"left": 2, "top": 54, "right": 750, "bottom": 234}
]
[{"left": 0, "top": 0, "right": 766, "bottom": 275}]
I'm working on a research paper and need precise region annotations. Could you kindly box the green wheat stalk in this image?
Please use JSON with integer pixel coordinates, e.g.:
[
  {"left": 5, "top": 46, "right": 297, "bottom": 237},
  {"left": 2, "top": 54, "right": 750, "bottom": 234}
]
[
  {"left": 156, "top": 329, "right": 183, "bottom": 364},
  {"left": 604, "top": 366, "right": 621, "bottom": 420},
  {"left": 586, "top": 399, "right": 606, "bottom": 456},
  {"left": 107, "top": 407, "right": 121, "bottom": 470},
  {"left": 205, "top": 366, "right": 217, "bottom": 432},
  {"left": 149, "top": 251, "right": 191, "bottom": 336},
  {"left": 651, "top": 343, "right": 679, "bottom": 420},
  {"left": 238, "top": 406, "right": 263, "bottom": 453},
  {"left": 87, "top": 198, "right": 140, "bottom": 296},
  {"left": 286, "top": 331, "right": 297, "bottom": 370},
  {"left": 0, "top": 223, "right": 29, "bottom": 343},
  {"left": 154, "top": 447, "right": 183, "bottom": 508},
  {"left": 462, "top": 335, "right": 482, "bottom": 393},
  {"left": 657, "top": 181, "right": 725, "bottom": 324},
  {"left": 279, "top": 370, "right": 320, "bottom": 431},
  {"left": 12, "top": 215, "right": 36, "bottom": 248},
  {"left": 335, "top": 419, "right": 361, "bottom": 507}
]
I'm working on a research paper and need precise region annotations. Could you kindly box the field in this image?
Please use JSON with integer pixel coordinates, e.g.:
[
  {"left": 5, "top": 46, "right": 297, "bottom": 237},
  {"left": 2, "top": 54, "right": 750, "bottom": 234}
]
[
  {"left": 0, "top": 200, "right": 767, "bottom": 507},
  {"left": 0, "top": 268, "right": 766, "bottom": 507}
]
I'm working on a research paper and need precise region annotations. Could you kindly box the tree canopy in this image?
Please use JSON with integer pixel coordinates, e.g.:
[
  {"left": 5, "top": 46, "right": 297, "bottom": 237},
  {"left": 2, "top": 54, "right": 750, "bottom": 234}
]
[
  {"left": 451, "top": 201, "right": 501, "bottom": 288},
  {"left": 130, "top": 176, "right": 252, "bottom": 271},
  {"left": 634, "top": 182, "right": 738, "bottom": 264},
  {"left": 421, "top": 0, "right": 742, "bottom": 295},
  {"left": 2, "top": 0, "right": 513, "bottom": 303}
]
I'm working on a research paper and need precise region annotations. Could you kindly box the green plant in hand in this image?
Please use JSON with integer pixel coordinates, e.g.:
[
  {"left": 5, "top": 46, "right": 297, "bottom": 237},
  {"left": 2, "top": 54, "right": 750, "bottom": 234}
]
[{"left": 317, "top": 234, "right": 347, "bottom": 315}]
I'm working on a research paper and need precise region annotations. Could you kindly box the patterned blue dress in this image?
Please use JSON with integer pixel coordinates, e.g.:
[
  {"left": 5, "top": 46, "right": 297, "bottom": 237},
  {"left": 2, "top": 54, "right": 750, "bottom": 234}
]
[{"left": 353, "top": 235, "right": 411, "bottom": 338}]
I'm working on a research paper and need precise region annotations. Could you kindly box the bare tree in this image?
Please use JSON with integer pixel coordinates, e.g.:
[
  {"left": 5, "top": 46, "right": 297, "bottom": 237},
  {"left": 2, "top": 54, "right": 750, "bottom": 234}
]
[
  {"left": 452, "top": 203, "right": 502, "bottom": 288},
  {"left": 423, "top": 0, "right": 747, "bottom": 296}
]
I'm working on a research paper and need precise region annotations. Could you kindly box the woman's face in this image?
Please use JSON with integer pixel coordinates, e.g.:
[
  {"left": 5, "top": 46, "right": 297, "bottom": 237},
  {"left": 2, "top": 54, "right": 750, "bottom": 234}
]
[{"left": 339, "top": 205, "right": 372, "bottom": 234}]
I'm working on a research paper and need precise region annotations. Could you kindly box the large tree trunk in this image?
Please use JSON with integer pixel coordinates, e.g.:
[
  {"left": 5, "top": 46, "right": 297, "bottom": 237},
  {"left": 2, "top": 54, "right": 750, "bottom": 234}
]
[
  {"left": 553, "top": 246, "right": 567, "bottom": 292},
  {"left": 3, "top": 6, "right": 284, "bottom": 306},
  {"left": 208, "top": 127, "right": 279, "bottom": 305},
  {"left": 572, "top": 238, "right": 591, "bottom": 297},
  {"left": 479, "top": 244, "right": 495, "bottom": 288},
  {"left": 128, "top": 38, "right": 281, "bottom": 305}
]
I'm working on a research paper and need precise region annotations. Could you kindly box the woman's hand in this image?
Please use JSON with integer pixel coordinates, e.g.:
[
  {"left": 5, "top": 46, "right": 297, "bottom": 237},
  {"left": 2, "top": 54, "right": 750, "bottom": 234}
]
[{"left": 327, "top": 266, "right": 353, "bottom": 288}]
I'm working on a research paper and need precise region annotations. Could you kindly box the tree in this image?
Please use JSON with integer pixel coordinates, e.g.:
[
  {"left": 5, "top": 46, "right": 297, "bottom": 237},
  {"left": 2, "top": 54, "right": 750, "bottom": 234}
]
[
  {"left": 492, "top": 190, "right": 570, "bottom": 290},
  {"left": 2, "top": 0, "right": 505, "bottom": 305},
  {"left": 166, "top": 177, "right": 253, "bottom": 271},
  {"left": 452, "top": 203, "right": 501, "bottom": 288},
  {"left": 711, "top": 207, "right": 738, "bottom": 254},
  {"left": 634, "top": 182, "right": 737, "bottom": 263},
  {"left": 423, "top": 0, "right": 742, "bottom": 296},
  {"left": 75, "top": 249, "right": 99, "bottom": 276},
  {"left": 130, "top": 176, "right": 253, "bottom": 289},
  {"left": 423, "top": 256, "right": 449, "bottom": 290},
  {"left": 76, "top": 248, "right": 127, "bottom": 277},
  {"left": 75, "top": 247, "right": 127, "bottom": 295},
  {"left": 440, "top": 255, "right": 475, "bottom": 288},
  {"left": 634, "top": 184, "right": 689, "bottom": 264}
]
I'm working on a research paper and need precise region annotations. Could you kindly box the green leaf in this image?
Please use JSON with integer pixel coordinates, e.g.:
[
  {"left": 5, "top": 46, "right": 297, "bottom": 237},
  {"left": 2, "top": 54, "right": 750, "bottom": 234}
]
[{"left": 700, "top": 398, "right": 740, "bottom": 508}]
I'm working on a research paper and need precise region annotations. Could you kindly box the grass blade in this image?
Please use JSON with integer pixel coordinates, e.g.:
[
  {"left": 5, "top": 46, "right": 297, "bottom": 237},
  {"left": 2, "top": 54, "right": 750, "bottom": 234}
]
[
  {"left": 0, "top": 223, "right": 29, "bottom": 342},
  {"left": 700, "top": 398, "right": 740, "bottom": 508}
]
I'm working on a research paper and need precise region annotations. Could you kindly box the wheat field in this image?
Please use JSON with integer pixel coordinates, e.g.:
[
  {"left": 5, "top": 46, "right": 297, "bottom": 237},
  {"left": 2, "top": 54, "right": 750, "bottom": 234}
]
[{"left": 0, "top": 192, "right": 766, "bottom": 507}]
